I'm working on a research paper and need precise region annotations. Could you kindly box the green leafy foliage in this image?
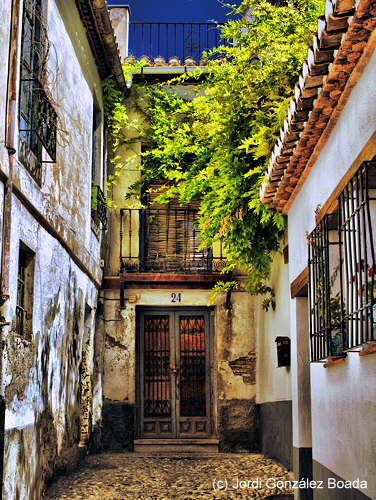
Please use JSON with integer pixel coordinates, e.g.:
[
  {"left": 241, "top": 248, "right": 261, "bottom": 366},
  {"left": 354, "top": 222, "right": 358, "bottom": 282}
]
[{"left": 104, "top": 0, "right": 324, "bottom": 307}]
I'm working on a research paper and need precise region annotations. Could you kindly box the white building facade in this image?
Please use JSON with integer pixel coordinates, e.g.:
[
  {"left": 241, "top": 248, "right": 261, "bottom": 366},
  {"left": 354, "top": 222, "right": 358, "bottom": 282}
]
[{"left": 262, "top": 0, "right": 376, "bottom": 497}]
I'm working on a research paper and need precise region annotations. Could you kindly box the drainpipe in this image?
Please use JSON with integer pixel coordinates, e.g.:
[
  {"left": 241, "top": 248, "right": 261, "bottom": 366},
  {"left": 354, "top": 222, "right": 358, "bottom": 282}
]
[{"left": 0, "top": 0, "right": 21, "bottom": 496}]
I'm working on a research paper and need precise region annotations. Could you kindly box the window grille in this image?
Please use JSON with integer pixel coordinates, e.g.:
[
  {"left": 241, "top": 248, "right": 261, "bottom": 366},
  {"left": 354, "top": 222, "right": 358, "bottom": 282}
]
[
  {"left": 16, "top": 243, "right": 35, "bottom": 338},
  {"left": 16, "top": 254, "right": 27, "bottom": 335},
  {"left": 309, "top": 160, "right": 376, "bottom": 361},
  {"left": 308, "top": 213, "right": 343, "bottom": 361},
  {"left": 18, "top": 0, "right": 57, "bottom": 184},
  {"left": 91, "top": 185, "right": 107, "bottom": 229},
  {"left": 338, "top": 161, "right": 376, "bottom": 349}
]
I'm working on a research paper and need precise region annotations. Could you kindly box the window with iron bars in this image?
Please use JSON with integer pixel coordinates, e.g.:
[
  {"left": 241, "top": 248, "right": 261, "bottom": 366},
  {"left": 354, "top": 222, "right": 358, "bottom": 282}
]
[
  {"left": 16, "top": 243, "right": 35, "bottom": 339},
  {"left": 18, "top": 0, "right": 57, "bottom": 184},
  {"left": 308, "top": 160, "right": 376, "bottom": 361}
]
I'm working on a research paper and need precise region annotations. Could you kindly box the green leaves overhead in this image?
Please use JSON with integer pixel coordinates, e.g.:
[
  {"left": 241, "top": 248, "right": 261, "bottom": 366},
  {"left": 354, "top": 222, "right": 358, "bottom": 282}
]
[{"left": 104, "top": 0, "right": 324, "bottom": 307}]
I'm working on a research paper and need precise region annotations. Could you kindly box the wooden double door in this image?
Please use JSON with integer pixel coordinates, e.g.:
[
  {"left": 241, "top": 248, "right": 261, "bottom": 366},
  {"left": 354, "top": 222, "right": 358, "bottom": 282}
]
[{"left": 138, "top": 308, "right": 212, "bottom": 438}]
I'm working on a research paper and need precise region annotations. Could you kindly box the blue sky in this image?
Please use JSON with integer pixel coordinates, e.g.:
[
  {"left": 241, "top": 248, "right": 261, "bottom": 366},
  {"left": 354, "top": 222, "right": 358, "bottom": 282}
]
[{"left": 107, "top": 0, "right": 238, "bottom": 22}]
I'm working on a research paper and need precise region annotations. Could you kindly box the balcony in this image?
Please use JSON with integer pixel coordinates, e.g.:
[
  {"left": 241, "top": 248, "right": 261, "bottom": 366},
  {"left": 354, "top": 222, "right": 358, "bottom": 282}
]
[
  {"left": 128, "top": 22, "right": 226, "bottom": 66},
  {"left": 120, "top": 208, "right": 226, "bottom": 274}
]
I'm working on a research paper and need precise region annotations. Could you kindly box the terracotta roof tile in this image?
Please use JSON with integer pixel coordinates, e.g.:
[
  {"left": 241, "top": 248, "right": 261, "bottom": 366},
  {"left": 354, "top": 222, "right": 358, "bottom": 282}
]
[{"left": 260, "top": 0, "right": 375, "bottom": 211}]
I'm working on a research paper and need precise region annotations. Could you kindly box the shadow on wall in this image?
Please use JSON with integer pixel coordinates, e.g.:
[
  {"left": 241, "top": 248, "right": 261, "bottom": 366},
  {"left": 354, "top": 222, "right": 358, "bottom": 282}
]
[
  {"left": 102, "top": 401, "right": 135, "bottom": 451},
  {"left": 218, "top": 398, "right": 260, "bottom": 453}
]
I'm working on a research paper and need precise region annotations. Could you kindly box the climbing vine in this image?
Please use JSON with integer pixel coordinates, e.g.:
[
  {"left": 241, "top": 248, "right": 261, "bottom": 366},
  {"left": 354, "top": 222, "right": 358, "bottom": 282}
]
[{"left": 103, "top": 0, "right": 324, "bottom": 308}]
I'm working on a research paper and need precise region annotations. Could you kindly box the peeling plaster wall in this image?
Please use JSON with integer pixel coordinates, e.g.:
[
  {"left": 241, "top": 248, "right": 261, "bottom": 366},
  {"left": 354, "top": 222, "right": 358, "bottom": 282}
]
[
  {"left": 215, "top": 291, "right": 259, "bottom": 451},
  {"left": 3, "top": 198, "right": 99, "bottom": 500},
  {"left": 102, "top": 288, "right": 259, "bottom": 451},
  {"left": 0, "top": 0, "right": 105, "bottom": 497}
]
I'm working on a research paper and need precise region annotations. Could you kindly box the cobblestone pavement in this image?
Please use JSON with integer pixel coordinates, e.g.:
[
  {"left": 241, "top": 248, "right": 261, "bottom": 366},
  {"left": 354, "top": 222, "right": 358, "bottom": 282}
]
[{"left": 45, "top": 452, "right": 294, "bottom": 499}]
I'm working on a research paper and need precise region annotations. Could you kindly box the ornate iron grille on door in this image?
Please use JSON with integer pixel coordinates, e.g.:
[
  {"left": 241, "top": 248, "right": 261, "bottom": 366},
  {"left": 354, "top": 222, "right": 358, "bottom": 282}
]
[
  {"left": 308, "top": 161, "right": 376, "bottom": 361},
  {"left": 139, "top": 309, "right": 211, "bottom": 439},
  {"left": 143, "top": 316, "right": 171, "bottom": 418},
  {"left": 179, "top": 316, "right": 206, "bottom": 417}
]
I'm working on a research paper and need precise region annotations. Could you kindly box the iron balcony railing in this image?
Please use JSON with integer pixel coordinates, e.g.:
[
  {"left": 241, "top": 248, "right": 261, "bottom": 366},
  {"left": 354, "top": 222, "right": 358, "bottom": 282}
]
[
  {"left": 128, "top": 22, "right": 226, "bottom": 63},
  {"left": 120, "top": 208, "right": 226, "bottom": 273}
]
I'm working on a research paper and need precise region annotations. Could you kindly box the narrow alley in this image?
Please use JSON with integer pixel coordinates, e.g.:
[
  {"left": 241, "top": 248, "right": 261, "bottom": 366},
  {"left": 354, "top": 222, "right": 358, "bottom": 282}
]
[
  {"left": 45, "top": 453, "right": 293, "bottom": 499},
  {"left": 0, "top": 0, "right": 375, "bottom": 497}
]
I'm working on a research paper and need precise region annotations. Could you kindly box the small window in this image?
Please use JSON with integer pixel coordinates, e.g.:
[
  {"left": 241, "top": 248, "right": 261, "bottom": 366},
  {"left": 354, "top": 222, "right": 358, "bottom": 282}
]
[
  {"left": 16, "top": 243, "right": 35, "bottom": 338},
  {"left": 308, "top": 212, "right": 343, "bottom": 361},
  {"left": 91, "top": 104, "right": 102, "bottom": 186}
]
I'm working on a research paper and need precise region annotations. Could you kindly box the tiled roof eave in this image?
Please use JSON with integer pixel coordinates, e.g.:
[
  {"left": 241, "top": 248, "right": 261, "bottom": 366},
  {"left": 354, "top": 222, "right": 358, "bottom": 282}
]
[
  {"left": 75, "top": 0, "right": 126, "bottom": 90},
  {"left": 260, "top": 0, "right": 376, "bottom": 213}
]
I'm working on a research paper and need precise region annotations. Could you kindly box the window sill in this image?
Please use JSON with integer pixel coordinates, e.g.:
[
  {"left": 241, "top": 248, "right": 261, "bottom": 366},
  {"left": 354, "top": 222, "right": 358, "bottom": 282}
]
[
  {"left": 323, "top": 356, "right": 346, "bottom": 368},
  {"left": 359, "top": 345, "right": 376, "bottom": 357}
]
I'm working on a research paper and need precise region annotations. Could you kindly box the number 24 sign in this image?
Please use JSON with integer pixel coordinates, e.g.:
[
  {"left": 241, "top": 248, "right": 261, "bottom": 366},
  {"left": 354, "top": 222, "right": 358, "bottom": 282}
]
[{"left": 170, "top": 293, "right": 182, "bottom": 303}]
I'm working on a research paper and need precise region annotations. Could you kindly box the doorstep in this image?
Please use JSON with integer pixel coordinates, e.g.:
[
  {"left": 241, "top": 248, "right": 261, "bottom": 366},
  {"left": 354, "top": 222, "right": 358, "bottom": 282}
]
[{"left": 133, "top": 438, "right": 219, "bottom": 454}]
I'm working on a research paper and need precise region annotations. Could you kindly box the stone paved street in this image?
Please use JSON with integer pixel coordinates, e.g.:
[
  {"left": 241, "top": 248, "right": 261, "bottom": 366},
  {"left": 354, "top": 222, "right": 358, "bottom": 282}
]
[{"left": 44, "top": 453, "right": 294, "bottom": 499}]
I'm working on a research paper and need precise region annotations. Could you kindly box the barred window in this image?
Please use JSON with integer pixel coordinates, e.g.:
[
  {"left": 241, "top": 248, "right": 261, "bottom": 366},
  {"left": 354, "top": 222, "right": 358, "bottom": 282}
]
[
  {"left": 16, "top": 243, "right": 35, "bottom": 338},
  {"left": 338, "top": 161, "right": 376, "bottom": 350},
  {"left": 309, "top": 161, "right": 376, "bottom": 361},
  {"left": 18, "top": 0, "right": 57, "bottom": 184},
  {"left": 308, "top": 213, "right": 343, "bottom": 361}
]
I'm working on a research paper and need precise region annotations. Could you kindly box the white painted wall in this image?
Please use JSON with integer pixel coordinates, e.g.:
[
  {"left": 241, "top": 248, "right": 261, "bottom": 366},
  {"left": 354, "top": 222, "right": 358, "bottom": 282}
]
[
  {"left": 287, "top": 44, "right": 376, "bottom": 496},
  {"left": 311, "top": 356, "right": 376, "bottom": 497},
  {"left": 288, "top": 48, "right": 376, "bottom": 283},
  {"left": 290, "top": 297, "right": 311, "bottom": 449},
  {"left": 256, "top": 251, "right": 292, "bottom": 404}
]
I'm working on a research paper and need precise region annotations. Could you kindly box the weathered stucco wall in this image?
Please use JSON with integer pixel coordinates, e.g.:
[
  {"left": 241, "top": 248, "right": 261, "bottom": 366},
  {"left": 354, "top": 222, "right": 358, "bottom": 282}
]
[
  {"left": 1, "top": 0, "right": 106, "bottom": 497},
  {"left": 0, "top": 0, "right": 12, "bottom": 174},
  {"left": 215, "top": 290, "right": 259, "bottom": 451},
  {"left": 4, "top": 197, "right": 98, "bottom": 500},
  {"left": 102, "top": 287, "right": 259, "bottom": 451}
]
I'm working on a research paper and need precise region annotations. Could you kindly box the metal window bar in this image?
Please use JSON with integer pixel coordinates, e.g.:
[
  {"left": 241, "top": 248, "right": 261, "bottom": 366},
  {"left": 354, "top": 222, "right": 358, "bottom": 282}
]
[
  {"left": 18, "top": 0, "right": 57, "bottom": 184},
  {"left": 119, "top": 208, "right": 226, "bottom": 273},
  {"left": 128, "top": 22, "right": 226, "bottom": 62},
  {"left": 338, "top": 161, "right": 376, "bottom": 349},
  {"left": 91, "top": 185, "right": 108, "bottom": 229},
  {"left": 16, "top": 256, "right": 26, "bottom": 335},
  {"left": 308, "top": 213, "right": 342, "bottom": 361}
]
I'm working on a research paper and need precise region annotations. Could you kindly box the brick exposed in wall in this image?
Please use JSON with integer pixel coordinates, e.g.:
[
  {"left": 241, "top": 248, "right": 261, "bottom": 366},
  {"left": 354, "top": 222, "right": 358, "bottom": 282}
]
[{"left": 228, "top": 351, "right": 256, "bottom": 385}]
